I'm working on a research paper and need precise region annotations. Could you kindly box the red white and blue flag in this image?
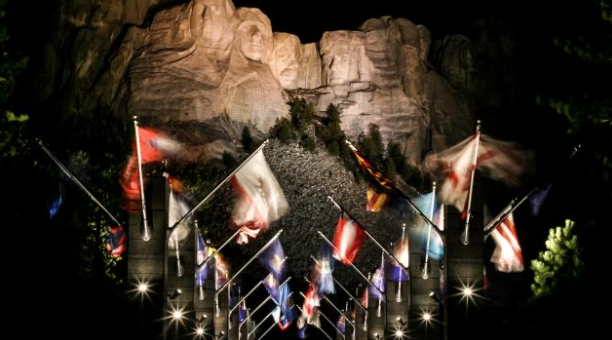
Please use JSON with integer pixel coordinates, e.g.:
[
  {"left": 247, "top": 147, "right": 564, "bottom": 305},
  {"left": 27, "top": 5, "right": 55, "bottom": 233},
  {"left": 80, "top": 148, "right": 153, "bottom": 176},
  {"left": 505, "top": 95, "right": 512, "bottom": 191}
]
[
  {"left": 332, "top": 212, "right": 365, "bottom": 265},
  {"left": 105, "top": 225, "right": 126, "bottom": 257},
  {"left": 490, "top": 213, "right": 524, "bottom": 272}
]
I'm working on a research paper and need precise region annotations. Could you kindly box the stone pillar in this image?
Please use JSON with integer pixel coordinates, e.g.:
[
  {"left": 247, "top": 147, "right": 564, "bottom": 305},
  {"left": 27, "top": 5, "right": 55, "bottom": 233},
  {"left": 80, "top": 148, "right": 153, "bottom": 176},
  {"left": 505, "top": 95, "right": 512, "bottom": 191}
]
[
  {"left": 367, "top": 294, "right": 385, "bottom": 340},
  {"left": 354, "top": 286, "right": 368, "bottom": 340},
  {"left": 127, "top": 177, "right": 167, "bottom": 340},
  {"left": 162, "top": 178, "right": 196, "bottom": 340},
  {"left": 194, "top": 251, "right": 215, "bottom": 338},
  {"left": 214, "top": 284, "right": 230, "bottom": 340},
  {"left": 228, "top": 308, "right": 239, "bottom": 340},
  {"left": 409, "top": 253, "right": 444, "bottom": 339},
  {"left": 446, "top": 179, "right": 484, "bottom": 340},
  {"left": 386, "top": 278, "right": 410, "bottom": 338}
]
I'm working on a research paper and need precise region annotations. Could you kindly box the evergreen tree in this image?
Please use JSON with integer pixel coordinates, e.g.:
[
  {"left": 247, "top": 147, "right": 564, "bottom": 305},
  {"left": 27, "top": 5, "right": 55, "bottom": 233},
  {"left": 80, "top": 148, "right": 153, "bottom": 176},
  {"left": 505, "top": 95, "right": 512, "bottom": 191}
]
[
  {"left": 241, "top": 126, "right": 253, "bottom": 152},
  {"left": 538, "top": 0, "right": 612, "bottom": 185},
  {"left": 301, "top": 135, "right": 317, "bottom": 152},
  {"left": 531, "top": 219, "right": 584, "bottom": 299},
  {"left": 0, "top": 0, "right": 28, "bottom": 160},
  {"left": 317, "top": 104, "right": 346, "bottom": 155},
  {"left": 357, "top": 124, "right": 385, "bottom": 169},
  {"left": 289, "top": 97, "right": 315, "bottom": 132}
]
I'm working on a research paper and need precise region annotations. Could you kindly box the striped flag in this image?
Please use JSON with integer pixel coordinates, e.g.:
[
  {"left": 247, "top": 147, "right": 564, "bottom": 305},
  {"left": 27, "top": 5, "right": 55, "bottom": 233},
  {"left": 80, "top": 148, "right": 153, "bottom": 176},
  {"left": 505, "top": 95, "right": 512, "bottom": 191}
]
[
  {"left": 105, "top": 225, "right": 126, "bottom": 257},
  {"left": 366, "top": 186, "right": 391, "bottom": 212},
  {"left": 332, "top": 212, "right": 365, "bottom": 265},
  {"left": 490, "top": 213, "right": 524, "bottom": 272}
]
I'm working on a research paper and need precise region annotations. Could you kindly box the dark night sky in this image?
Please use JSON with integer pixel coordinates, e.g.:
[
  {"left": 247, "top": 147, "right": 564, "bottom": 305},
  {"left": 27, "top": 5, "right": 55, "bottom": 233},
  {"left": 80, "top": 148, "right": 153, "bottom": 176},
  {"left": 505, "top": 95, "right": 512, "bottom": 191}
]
[{"left": 232, "top": 0, "right": 597, "bottom": 43}]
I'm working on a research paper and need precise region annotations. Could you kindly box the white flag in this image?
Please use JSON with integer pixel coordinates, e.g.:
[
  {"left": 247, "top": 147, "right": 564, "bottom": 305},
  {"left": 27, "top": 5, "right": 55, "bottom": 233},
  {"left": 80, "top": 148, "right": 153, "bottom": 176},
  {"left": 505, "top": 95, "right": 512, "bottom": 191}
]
[{"left": 230, "top": 149, "right": 289, "bottom": 244}]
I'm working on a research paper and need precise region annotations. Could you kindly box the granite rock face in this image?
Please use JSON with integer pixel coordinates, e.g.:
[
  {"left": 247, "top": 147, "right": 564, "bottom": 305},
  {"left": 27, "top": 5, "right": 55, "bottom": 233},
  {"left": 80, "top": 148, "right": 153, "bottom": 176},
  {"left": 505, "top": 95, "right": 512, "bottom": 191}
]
[
  {"left": 34, "top": 0, "right": 520, "bottom": 161},
  {"left": 128, "top": 1, "right": 288, "bottom": 137}
]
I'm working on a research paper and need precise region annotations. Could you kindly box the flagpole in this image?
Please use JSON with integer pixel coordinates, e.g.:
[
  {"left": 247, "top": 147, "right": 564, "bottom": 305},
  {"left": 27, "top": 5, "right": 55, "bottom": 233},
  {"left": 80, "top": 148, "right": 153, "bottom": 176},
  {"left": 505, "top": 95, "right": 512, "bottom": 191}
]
[
  {"left": 301, "top": 281, "right": 355, "bottom": 327},
  {"left": 215, "top": 230, "right": 284, "bottom": 296},
  {"left": 309, "top": 257, "right": 366, "bottom": 311},
  {"left": 259, "top": 312, "right": 290, "bottom": 340},
  {"left": 327, "top": 196, "right": 410, "bottom": 278},
  {"left": 239, "top": 295, "right": 274, "bottom": 331},
  {"left": 316, "top": 230, "right": 384, "bottom": 297},
  {"left": 196, "top": 229, "right": 242, "bottom": 272},
  {"left": 248, "top": 310, "right": 274, "bottom": 338},
  {"left": 247, "top": 295, "right": 294, "bottom": 338},
  {"left": 174, "top": 234, "right": 183, "bottom": 277},
  {"left": 396, "top": 230, "right": 403, "bottom": 301},
  {"left": 38, "top": 140, "right": 122, "bottom": 226},
  {"left": 238, "top": 277, "right": 291, "bottom": 331},
  {"left": 423, "top": 181, "right": 437, "bottom": 279},
  {"left": 229, "top": 273, "right": 270, "bottom": 315},
  {"left": 248, "top": 300, "right": 295, "bottom": 339},
  {"left": 345, "top": 139, "right": 444, "bottom": 237},
  {"left": 194, "top": 220, "right": 205, "bottom": 301},
  {"left": 298, "top": 298, "right": 346, "bottom": 339},
  {"left": 461, "top": 120, "right": 481, "bottom": 245},
  {"left": 483, "top": 144, "right": 581, "bottom": 237},
  {"left": 132, "top": 116, "right": 152, "bottom": 241},
  {"left": 295, "top": 305, "right": 335, "bottom": 340},
  {"left": 169, "top": 139, "right": 269, "bottom": 231}
]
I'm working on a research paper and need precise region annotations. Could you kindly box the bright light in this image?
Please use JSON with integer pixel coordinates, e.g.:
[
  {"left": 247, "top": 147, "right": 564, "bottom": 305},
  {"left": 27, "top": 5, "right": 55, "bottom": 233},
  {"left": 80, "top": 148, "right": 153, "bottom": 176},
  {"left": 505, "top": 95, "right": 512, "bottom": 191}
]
[
  {"left": 418, "top": 307, "right": 437, "bottom": 328},
  {"left": 453, "top": 279, "right": 482, "bottom": 307},
  {"left": 165, "top": 305, "right": 187, "bottom": 325},
  {"left": 131, "top": 278, "right": 152, "bottom": 299},
  {"left": 192, "top": 323, "right": 209, "bottom": 339},
  {"left": 172, "top": 310, "right": 184, "bottom": 320},
  {"left": 462, "top": 287, "right": 473, "bottom": 297},
  {"left": 392, "top": 327, "right": 408, "bottom": 339},
  {"left": 138, "top": 283, "right": 149, "bottom": 293}
]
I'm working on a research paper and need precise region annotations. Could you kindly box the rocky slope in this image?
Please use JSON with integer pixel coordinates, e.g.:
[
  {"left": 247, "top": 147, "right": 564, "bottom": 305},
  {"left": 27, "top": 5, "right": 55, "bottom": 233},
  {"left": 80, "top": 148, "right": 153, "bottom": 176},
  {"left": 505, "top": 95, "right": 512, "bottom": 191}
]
[{"left": 194, "top": 139, "right": 407, "bottom": 285}]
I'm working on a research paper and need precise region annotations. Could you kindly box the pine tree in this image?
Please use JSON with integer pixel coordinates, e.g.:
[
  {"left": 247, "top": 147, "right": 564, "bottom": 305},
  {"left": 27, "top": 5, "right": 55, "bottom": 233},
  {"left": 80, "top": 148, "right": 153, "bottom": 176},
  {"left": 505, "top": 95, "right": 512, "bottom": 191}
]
[
  {"left": 241, "top": 126, "right": 253, "bottom": 152},
  {"left": 531, "top": 219, "right": 584, "bottom": 299}
]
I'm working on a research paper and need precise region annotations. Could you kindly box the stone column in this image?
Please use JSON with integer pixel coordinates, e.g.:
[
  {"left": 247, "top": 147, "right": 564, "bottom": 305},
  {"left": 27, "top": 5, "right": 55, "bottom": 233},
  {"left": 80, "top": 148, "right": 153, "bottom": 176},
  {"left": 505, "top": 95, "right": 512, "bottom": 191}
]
[
  {"left": 409, "top": 251, "right": 444, "bottom": 339},
  {"left": 445, "top": 179, "right": 484, "bottom": 339},
  {"left": 367, "top": 292, "right": 385, "bottom": 340},
  {"left": 386, "top": 278, "right": 410, "bottom": 339},
  {"left": 127, "top": 177, "right": 167, "bottom": 340},
  {"left": 163, "top": 178, "right": 196, "bottom": 340}
]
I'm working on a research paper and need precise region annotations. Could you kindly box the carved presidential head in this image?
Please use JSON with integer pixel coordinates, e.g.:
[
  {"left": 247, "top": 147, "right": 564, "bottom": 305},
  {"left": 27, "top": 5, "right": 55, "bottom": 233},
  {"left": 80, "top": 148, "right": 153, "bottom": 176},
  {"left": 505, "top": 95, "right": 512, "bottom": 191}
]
[
  {"left": 271, "top": 33, "right": 301, "bottom": 89},
  {"left": 320, "top": 31, "right": 370, "bottom": 86},
  {"left": 189, "top": 0, "right": 237, "bottom": 53},
  {"left": 235, "top": 8, "right": 273, "bottom": 63}
]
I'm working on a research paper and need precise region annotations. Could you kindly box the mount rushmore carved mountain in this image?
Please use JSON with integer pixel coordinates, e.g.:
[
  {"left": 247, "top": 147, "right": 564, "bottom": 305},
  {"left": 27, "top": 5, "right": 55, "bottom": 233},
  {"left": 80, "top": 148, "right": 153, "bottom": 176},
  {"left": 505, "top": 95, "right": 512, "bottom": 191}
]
[{"left": 33, "top": 0, "right": 516, "bottom": 163}]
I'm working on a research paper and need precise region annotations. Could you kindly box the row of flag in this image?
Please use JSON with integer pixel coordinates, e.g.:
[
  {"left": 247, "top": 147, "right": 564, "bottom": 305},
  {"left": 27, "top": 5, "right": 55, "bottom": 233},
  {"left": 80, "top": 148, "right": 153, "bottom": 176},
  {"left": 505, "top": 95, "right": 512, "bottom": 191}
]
[
  {"left": 107, "top": 122, "right": 532, "bottom": 290},
  {"left": 40, "top": 119, "right": 553, "bottom": 340}
]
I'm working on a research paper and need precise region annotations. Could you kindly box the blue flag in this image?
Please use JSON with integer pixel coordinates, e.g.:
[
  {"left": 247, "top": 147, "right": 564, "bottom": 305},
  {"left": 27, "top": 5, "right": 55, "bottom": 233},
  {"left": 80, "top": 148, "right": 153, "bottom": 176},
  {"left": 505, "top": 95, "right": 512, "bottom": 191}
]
[
  {"left": 276, "top": 283, "right": 295, "bottom": 330},
  {"left": 317, "top": 243, "right": 337, "bottom": 295},
  {"left": 411, "top": 193, "right": 445, "bottom": 261},
  {"left": 337, "top": 313, "right": 346, "bottom": 334},
  {"left": 529, "top": 183, "right": 552, "bottom": 216},
  {"left": 195, "top": 233, "right": 210, "bottom": 289},
  {"left": 259, "top": 239, "right": 286, "bottom": 280}
]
